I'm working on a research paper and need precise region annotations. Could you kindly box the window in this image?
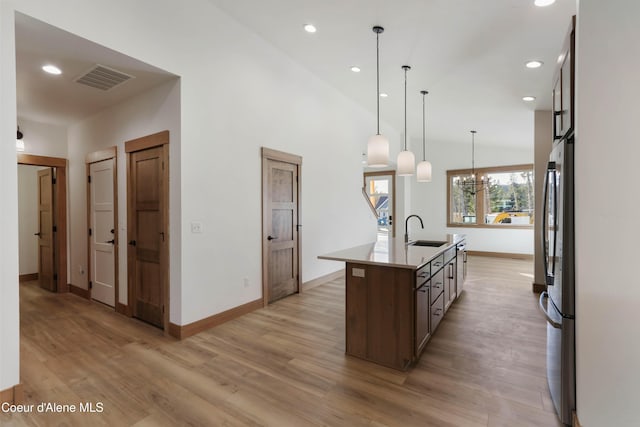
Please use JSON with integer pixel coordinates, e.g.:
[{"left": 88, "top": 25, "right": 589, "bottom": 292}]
[{"left": 447, "top": 164, "right": 534, "bottom": 228}]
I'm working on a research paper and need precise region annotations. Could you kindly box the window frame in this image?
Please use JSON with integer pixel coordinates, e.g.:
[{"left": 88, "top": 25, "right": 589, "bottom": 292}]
[{"left": 446, "top": 163, "right": 534, "bottom": 229}]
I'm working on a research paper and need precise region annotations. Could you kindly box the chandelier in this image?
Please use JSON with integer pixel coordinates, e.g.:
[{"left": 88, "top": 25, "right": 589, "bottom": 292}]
[{"left": 457, "top": 130, "right": 489, "bottom": 195}]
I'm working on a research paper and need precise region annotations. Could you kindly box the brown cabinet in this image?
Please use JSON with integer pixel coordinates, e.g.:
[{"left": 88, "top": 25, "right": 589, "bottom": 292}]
[
  {"left": 415, "top": 283, "right": 430, "bottom": 355},
  {"left": 342, "top": 237, "right": 466, "bottom": 371},
  {"left": 430, "top": 268, "right": 444, "bottom": 304},
  {"left": 443, "top": 246, "right": 457, "bottom": 311},
  {"left": 445, "top": 260, "right": 456, "bottom": 310},
  {"left": 553, "top": 16, "right": 575, "bottom": 140},
  {"left": 456, "top": 242, "right": 467, "bottom": 298},
  {"left": 430, "top": 291, "right": 444, "bottom": 333},
  {"left": 345, "top": 263, "right": 414, "bottom": 370}
]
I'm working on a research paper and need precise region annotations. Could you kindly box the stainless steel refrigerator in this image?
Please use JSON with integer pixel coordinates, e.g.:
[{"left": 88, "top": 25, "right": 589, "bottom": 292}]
[{"left": 539, "top": 130, "right": 575, "bottom": 426}]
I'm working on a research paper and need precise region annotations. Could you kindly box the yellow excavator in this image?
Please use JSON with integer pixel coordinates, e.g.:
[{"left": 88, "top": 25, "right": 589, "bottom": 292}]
[{"left": 492, "top": 212, "right": 533, "bottom": 224}]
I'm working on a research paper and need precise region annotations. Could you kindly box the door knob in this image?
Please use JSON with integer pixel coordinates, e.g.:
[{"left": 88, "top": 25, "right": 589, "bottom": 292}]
[
  {"left": 267, "top": 235, "right": 277, "bottom": 241},
  {"left": 128, "top": 240, "right": 137, "bottom": 246},
  {"left": 104, "top": 239, "right": 115, "bottom": 244},
  {"left": 34, "top": 232, "right": 42, "bottom": 237}
]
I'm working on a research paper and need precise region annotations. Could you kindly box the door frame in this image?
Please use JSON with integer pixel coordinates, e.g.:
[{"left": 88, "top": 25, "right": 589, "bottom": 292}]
[
  {"left": 363, "top": 171, "right": 397, "bottom": 238},
  {"left": 261, "top": 147, "right": 302, "bottom": 307},
  {"left": 125, "top": 131, "right": 170, "bottom": 332},
  {"left": 86, "top": 147, "right": 119, "bottom": 311},
  {"left": 17, "top": 154, "right": 68, "bottom": 292}
]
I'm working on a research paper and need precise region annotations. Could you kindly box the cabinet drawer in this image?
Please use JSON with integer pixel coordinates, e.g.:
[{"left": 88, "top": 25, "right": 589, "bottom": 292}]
[
  {"left": 430, "top": 291, "right": 444, "bottom": 333},
  {"left": 430, "top": 269, "right": 444, "bottom": 304},
  {"left": 415, "top": 262, "right": 430, "bottom": 286},
  {"left": 431, "top": 254, "right": 444, "bottom": 272}
]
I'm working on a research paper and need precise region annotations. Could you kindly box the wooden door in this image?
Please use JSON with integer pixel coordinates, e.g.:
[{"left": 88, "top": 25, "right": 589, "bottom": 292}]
[
  {"left": 263, "top": 151, "right": 300, "bottom": 304},
  {"left": 89, "top": 158, "right": 116, "bottom": 307},
  {"left": 37, "top": 168, "right": 56, "bottom": 291},
  {"left": 128, "top": 145, "right": 167, "bottom": 328},
  {"left": 364, "top": 172, "right": 396, "bottom": 238}
]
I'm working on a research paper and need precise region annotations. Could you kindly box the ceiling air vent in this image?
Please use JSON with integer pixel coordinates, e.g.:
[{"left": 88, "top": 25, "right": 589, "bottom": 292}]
[{"left": 74, "top": 64, "right": 134, "bottom": 91}]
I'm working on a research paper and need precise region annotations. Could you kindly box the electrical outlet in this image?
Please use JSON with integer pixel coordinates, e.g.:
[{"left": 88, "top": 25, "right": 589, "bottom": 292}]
[
  {"left": 190, "top": 222, "right": 203, "bottom": 233},
  {"left": 79, "top": 265, "right": 85, "bottom": 275}
]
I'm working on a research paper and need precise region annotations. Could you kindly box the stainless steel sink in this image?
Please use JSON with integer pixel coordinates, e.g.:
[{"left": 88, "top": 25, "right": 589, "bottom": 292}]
[{"left": 409, "top": 240, "right": 448, "bottom": 247}]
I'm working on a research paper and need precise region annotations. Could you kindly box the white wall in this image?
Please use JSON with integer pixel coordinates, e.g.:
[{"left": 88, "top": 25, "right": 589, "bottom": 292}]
[
  {"left": 18, "top": 165, "right": 43, "bottom": 275},
  {"left": 67, "top": 79, "right": 181, "bottom": 314},
  {"left": 16, "top": 117, "right": 68, "bottom": 158},
  {"left": 1, "top": 0, "right": 400, "bottom": 347},
  {"left": 575, "top": 1, "right": 640, "bottom": 425},
  {"left": 0, "top": 0, "right": 20, "bottom": 392},
  {"left": 408, "top": 138, "right": 534, "bottom": 254}
]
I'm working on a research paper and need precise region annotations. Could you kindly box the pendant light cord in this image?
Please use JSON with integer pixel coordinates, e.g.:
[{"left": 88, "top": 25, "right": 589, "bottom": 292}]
[
  {"left": 421, "top": 91, "right": 427, "bottom": 161},
  {"left": 376, "top": 31, "right": 380, "bottom": 135},
  {"left": 403, "top": 66, "right": 410, "bottom": 150}
]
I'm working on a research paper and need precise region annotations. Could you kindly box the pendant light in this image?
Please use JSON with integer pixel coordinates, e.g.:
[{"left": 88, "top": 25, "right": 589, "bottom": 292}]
[
  {"left": 367, "top": 26, "right": 389, "bottom": 167},
  {"left": 397, "top": 65, "right": 415, "bottom": 176},
  {"left": 416, "top": 90, "right": 432, "bottom": 182},
  {"left": 457, "top": 130, "right": 488, "bottom": 195}
]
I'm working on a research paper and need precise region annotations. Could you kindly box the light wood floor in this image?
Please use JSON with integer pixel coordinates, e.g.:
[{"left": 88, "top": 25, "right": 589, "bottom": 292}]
[{"left": 2, "top": 257, "right": 561, "bottom": 426}]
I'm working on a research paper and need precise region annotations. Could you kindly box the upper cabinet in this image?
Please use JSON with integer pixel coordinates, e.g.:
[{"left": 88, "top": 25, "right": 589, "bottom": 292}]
[{"left": 553, "top": 16, "right": 576, "bottom": 140}]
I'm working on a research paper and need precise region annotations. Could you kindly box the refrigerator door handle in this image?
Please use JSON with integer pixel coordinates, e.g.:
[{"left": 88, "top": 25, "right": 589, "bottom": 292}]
[
  {"left": 542, "top": 162, "right": 555, "bottom": 285},
  {"left": 539, "top": 291, "right": 561, "bottom": 329}
]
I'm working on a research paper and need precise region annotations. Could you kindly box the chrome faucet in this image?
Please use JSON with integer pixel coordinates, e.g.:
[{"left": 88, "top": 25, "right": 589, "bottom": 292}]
[{"left": 405, "top": 214, "right": 424, "bottom": 243}]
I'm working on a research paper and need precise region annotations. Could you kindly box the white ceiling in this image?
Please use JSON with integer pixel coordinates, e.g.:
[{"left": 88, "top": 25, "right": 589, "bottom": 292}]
[
  {"left": 209, "top": 0, "right": 576, "bottom": 148},
  {"left": 15, "top": 13, "right": 177, "bottom": 127},
  {"left": 15, "top": 2, "right": 575, "bottom": 149}
]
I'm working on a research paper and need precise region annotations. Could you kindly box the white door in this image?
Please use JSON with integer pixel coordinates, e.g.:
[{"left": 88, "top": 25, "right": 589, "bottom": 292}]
[{"left": 90, "top": 158, "right": 116, "bottom": 307}]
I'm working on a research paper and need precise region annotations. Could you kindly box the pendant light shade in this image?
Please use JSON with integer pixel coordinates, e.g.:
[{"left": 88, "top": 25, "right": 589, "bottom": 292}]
[
  {"left": 397, "top": 150, "right": 416, "bottom": 176},
  {"left": 416, "top": 160, "right": 432, "bottom": 182},
  {"left": 397, "top": 65, "right": 415, "bottom": 176},
  {"left": 416, "top": 90, "right": 432, "bottom": 182},
  {"left": 367, "top": 134, "right": 389, "bottom": 167},
  {"left": 367, "top": 26, "right": 389, "bottom": 167}
]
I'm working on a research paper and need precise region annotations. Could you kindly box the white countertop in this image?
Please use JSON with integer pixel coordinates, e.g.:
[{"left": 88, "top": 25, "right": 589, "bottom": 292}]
[{"left": 318, "top": 234, "right": 465, "bottom": 270}]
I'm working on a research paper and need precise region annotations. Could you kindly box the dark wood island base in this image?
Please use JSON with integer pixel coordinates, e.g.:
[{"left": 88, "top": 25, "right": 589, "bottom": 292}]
[{"left": 320, "top": 235, "right": 467, "bottom": 371}]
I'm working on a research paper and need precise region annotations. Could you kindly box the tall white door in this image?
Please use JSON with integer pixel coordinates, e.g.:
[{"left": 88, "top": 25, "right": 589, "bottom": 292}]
[{"left": 90, "top": 158, "right": 115, "bottom": 307}]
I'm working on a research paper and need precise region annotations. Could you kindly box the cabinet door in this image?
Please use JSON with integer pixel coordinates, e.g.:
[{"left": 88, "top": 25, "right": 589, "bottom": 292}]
[
  {"left": 560, "top": 49, "right": 572, "bottom": 135},
  {"left": 447, "top": 261, "right": 456, "bottom": 308},
  {"left": 552, "top": 74, "right": 563, "bottom": 140},
  {"left": 456, "top": 250, "right": 464, "bottom": 297},
  {"left": 415, "top": 283, "right": 430, "bottom": 356},
  {"left": 443, "top": 268, "right": 450, "bottom": 311}
]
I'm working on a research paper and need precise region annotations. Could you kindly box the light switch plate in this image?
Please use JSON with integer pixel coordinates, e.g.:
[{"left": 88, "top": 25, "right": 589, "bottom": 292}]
[
  {"left": 352, "top": 267, "right": 365, "bottom": 278},
  {"left": 190, "top": 222, "right": 203, "bottom": 233}
]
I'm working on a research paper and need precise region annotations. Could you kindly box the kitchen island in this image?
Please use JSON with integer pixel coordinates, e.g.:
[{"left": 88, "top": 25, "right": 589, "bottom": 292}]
[{"left": 318, "top": 234, "right": 466, "bottom": 371}]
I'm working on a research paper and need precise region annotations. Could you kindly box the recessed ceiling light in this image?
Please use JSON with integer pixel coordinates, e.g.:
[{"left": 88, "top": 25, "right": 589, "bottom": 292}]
[
  {"left": 522, "top": 96, "right": 536, "bottom": 102},
  {"left": 534, "top": 0, "right": 556, "bottom": 6},
  {"left": 303, "top": 24, "right": 317, "bottom": 33},
  {"left": 42, "top": 64, "right": 62, "bottom": 75},
  {"left": 380, "top": 93, "right": 388, "bottom": 98},
  {"left": 525, "top": 60, "right": 543, "bottom": 68},
  {"left": 350, "top": 66, "right": 361, "bottom": 73}
]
